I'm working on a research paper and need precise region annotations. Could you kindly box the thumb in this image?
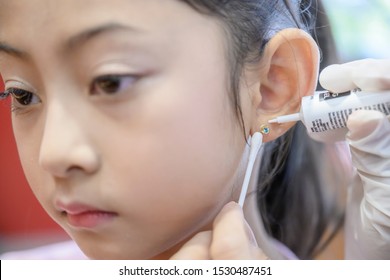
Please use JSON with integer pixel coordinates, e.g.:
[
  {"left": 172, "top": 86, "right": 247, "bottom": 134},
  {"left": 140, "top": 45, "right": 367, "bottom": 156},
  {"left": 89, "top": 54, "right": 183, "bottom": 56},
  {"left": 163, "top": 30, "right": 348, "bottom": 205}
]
[
  {"left": 210, "top": 202, "right": 266, "bottom": 260},
  {"left": 169, "top": 231, "right": 212, "bottom": 260}
]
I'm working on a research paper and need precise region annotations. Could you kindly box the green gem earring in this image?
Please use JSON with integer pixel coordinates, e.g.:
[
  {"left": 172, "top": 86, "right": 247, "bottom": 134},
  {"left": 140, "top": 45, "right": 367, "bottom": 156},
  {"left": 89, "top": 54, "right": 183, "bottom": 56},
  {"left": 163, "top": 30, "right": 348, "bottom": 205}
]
[{"left": 260, "top": 124, "right": 270, "bottom": 135}]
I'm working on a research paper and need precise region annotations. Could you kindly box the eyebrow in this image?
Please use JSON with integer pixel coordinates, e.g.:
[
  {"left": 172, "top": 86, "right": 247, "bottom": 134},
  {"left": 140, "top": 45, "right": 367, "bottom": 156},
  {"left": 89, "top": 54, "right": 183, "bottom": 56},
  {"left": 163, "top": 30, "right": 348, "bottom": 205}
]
[
  {"left": 0, "top": 22, "right": 138, "bottom": 59},
  {"left": 0, "top": 42, "right": 28, "bottom": 59},
  {"left": 65, "top": 23, "right": 138, "bottom": 51}
]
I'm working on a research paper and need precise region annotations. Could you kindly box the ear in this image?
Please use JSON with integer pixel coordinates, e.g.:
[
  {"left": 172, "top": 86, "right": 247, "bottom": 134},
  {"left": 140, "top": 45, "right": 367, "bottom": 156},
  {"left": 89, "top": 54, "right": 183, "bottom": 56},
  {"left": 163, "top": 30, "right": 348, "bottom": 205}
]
[{"left": 249, "top": 28, "right": 319, "bottom": 142}]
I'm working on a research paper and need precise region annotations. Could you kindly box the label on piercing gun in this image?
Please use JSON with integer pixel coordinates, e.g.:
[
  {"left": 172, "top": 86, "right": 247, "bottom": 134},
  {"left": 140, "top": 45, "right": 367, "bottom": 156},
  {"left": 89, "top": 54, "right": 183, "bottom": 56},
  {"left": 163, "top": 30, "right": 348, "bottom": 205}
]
[
  {"left": 269, "top": 89, "right": 390, "bottom": 142},
  {"left": 309, "top": 102, "right": 390, "bottom": 133},
  {"left": 318, "top": 91, "right": 351, "bottom": 101},
  {"left": 306, "top": 90, "right": 390, "bottom": 133}
]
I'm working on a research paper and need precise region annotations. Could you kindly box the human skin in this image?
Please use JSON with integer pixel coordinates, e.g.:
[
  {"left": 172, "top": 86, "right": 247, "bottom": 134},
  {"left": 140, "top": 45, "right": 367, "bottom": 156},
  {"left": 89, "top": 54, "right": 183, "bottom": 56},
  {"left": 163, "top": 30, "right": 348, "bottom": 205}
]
[{"left": 0, "top": 0, "right": 319, "bottom": 259}]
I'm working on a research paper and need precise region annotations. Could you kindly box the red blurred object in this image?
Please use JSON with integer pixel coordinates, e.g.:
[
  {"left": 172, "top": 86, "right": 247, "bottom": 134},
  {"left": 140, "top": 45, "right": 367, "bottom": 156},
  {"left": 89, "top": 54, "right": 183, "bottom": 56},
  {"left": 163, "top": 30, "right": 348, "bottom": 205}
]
[{"left": 0, "top": 79, "right": 64, "bottom": 237}]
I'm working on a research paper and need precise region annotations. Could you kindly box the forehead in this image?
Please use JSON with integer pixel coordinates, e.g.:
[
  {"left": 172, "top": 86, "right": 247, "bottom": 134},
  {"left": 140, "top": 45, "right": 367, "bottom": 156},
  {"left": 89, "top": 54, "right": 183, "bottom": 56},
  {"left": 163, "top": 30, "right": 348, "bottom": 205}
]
[
  {"left": 0, "top": 0, "right": 211, "bottom": 48},
  {"left": 0, "top": 0, "right": 178, "bottom": 23}
]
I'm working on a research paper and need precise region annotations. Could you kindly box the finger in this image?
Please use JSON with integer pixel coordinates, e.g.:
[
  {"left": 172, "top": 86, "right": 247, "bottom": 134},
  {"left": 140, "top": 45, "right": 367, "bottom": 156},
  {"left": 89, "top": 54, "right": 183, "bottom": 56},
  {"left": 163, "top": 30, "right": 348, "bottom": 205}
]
[
  {"left": 170, "top": 231, "right": 212, "bottom": 260},
  {"left": 350, "top": 59, "right": 390, "bottom": 91},
  {"left": 319, "top": 59, "right": 390, "bottom": 92},
  {"left": 210, "top": 201, "right": 266, "bottom": 260},
  {"left": 319, "top": 63, "right": 357, "bottom": 93},
  {"left": 347, "top": 110, "right": 390, "bottom": 175},
  {"left": 347, "top": 110, "right": 387, "bottom": 140}
]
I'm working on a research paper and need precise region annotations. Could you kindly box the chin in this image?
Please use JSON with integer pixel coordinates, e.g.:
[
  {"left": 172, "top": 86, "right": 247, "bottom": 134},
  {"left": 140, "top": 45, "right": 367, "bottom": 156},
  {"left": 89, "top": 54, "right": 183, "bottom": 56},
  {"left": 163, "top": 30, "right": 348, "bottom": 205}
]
[{"left": 74, "top": 238, "right": 167, "bottom": 260}]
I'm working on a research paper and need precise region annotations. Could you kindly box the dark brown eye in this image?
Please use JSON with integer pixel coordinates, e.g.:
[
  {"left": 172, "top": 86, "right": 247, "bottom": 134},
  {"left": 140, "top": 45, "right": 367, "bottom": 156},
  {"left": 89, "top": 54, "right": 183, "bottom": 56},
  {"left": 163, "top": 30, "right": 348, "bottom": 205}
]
[
  {"left": 7, "top": 88, "right": 38, "bottom": 106},
  {"left": 91, "top": 75, "right": 136, "bottom": 95}
]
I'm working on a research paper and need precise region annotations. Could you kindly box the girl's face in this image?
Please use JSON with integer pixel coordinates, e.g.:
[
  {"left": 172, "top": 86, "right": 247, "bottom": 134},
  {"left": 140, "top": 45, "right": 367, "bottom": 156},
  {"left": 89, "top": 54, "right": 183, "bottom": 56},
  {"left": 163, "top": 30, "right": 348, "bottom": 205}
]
[{"left": 0, "top": 0, "right": 251, "bottom": 259}]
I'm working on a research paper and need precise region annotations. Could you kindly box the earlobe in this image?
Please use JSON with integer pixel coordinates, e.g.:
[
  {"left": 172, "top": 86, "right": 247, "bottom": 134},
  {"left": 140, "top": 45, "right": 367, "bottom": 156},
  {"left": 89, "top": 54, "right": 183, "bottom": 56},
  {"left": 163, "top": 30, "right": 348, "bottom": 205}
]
[{"left": 252, "top": 28, "right": 319, "bottom": 142}]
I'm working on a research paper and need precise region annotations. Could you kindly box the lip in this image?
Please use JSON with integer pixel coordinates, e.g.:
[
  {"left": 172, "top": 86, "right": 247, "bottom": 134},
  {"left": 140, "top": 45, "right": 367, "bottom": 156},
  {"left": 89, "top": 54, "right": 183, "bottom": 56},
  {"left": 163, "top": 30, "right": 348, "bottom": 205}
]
[{"left": 56, "top": 201, "right": 118, "bottom": 229}]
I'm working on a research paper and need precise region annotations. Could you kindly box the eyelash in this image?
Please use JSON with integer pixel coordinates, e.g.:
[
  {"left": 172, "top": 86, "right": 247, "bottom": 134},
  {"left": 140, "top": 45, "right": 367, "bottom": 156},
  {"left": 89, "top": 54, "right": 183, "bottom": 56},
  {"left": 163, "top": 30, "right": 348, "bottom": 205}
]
[
  {"left": 1, "top": 88, "right": 40, "bottom": 113},
  {"left": 0, "top": 74, "right": 137, "bottom": 111},
  {"left": 0, "top": 91, "right": 10, "bottom": 100}
]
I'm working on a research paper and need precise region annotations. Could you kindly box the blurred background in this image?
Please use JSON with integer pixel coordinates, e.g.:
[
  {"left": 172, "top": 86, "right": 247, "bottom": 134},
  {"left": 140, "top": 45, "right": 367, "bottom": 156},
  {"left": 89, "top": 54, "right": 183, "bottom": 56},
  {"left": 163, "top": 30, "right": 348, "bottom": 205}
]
[
  {"left": 322, "top": 0, "right": 390, "bottom": 61},
  {"left": 0, "top": 0, "right": 389, "bottom": 255}
]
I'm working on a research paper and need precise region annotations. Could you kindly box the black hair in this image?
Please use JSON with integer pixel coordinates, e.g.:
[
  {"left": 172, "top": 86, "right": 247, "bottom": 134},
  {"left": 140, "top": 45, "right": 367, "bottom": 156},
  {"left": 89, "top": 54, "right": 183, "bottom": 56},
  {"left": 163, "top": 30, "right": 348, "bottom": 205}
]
[{"left": 179, "top": 0, "right": 344, "bottom": 259}]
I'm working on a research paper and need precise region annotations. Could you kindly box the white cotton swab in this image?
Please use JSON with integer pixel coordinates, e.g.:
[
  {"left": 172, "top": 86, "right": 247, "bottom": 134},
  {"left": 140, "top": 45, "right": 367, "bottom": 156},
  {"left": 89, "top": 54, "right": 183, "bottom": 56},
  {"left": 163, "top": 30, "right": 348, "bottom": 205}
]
[{"left": 238, "top": 132, "right": 263, "bottom": 208}]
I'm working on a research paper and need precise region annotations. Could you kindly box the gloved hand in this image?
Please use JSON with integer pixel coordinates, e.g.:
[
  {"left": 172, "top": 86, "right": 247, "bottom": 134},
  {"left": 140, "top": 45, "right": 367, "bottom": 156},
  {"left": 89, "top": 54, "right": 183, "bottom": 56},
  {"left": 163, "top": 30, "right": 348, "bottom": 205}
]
[
  {"left": 320, "top": 59, "right": 390, "bottom": 259},
  {"left": 170, "top": 201, "right": 268, "bottom": 260}
]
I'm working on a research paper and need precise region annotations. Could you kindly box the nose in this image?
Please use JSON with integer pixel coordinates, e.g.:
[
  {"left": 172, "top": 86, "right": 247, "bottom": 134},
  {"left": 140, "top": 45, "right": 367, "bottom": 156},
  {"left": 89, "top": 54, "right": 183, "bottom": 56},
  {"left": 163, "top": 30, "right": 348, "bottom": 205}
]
[{"left": 39, "top": 100, "right": 100, "bottom": 178}]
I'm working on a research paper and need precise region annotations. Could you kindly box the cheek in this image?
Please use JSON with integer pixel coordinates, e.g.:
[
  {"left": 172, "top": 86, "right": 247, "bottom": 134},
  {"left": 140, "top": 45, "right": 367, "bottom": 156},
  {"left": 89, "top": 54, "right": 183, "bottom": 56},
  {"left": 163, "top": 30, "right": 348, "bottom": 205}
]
[
  {"left": 125, "top": 82, "right": 241, "bottom": 190},
  {"left": 12, "top": 118, "right": 39, "bottom": 180},
  {"left": 100, "top": 78, "right": 246, "bottom": 240},
  {"left": 106, "top": 67, "right": 244, "bottom": 193},
  {"left": 12, "top": 115, "right": 54, "bottom": 210}
]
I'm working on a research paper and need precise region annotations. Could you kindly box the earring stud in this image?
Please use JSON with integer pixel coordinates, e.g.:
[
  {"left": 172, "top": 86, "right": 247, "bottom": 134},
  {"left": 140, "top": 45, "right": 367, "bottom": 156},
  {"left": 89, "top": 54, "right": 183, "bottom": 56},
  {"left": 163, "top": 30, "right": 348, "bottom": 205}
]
[{"left": 260, "top": 124, "right": 270, "bottom": 135}]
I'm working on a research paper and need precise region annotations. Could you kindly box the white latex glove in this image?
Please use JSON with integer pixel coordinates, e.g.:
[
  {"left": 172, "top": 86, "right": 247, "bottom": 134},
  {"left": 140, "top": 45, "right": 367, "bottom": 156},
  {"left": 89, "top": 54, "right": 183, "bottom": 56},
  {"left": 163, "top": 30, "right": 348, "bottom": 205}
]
[
  {"left": 320, "top": 59, "right": 390, "bottom": 259},
  {"left": 170, "top": 202, "right": 268, "bottom": 260}
]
